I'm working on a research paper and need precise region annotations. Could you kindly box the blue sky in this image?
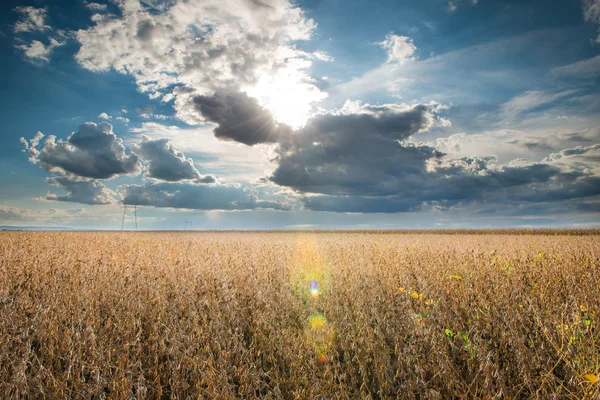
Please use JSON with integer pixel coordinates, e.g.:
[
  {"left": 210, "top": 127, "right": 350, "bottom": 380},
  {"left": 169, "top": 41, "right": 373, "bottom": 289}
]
[{"left": 1, "top": 0, "right": 600, "bottom": 229}]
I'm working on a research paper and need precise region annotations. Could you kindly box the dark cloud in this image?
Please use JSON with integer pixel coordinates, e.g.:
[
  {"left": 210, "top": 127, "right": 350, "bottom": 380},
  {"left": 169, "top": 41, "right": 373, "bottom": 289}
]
[
  {"left": 45, "top": 177, "right": 116, "bottom": 205},
  {"left": 188, "top": 93, "right": 600, "bottom": 213},
  {"left": 120, "top": 181, "right": 290, "bottom": 211},
  {"left": 296, "top": 145, "right": 600, "bottom": 213},
  {"left": 267, "top": 101, "right": 600, "bottom": 212},
  {"left": 191, "top": 91, "right": 293, "bottom": 145},
  {"left": 22, "top": 122, "right": 141, "bottom": 179},
  {"left": 131, "top": 135, "right": 215, "bottom": 182},
  {"left": 270, "top": 102, "right": 443, "bottom": 196}
]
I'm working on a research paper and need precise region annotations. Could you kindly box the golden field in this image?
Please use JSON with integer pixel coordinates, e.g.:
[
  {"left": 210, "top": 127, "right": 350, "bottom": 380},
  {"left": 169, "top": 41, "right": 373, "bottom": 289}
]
[{"left": 0, "top": 231, "right": 599, "bottom": 399}]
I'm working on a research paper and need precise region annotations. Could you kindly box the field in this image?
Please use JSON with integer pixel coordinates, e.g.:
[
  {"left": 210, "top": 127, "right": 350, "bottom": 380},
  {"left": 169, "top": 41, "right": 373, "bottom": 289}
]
[{"left": 1, "top": 231, "right": 599, "bottom": 399}]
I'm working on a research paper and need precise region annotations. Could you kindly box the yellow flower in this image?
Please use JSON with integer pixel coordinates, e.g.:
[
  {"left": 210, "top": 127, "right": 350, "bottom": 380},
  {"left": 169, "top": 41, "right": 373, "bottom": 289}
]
[
  {"left": 583, "top": 374, "right": 599, "bottom": 383},
  {"left": 580, "top": 305, "right": 588, "bottom": 312},
  {"left": 398, "top": 287, "right": 405, "bottom": 293}
]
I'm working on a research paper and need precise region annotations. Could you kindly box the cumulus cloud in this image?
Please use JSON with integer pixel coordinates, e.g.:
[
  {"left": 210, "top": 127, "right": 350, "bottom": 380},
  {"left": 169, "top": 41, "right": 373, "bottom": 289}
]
[
  {"left": 15, "top": 37, "right": 65, "bottom": 63},
  {"left": 98, "top": 112, "right": 111, "bottom": 120},
  {"left": 21, "top": 122, "right": 141, "bottom": 179},
  {"left": 13, "top": 6, "right": 50, "bottom": 33},
  {"left": 293, "top": 144, "right": 600, "bottom": 213},
  {"left": 194, "top": 96, "right": 600, "bottom": 213},
  {"left": 131, "top": 135, "right": 215, "bottom": 182},
  {"left": 20, "top": 131, "right": 44, "bottom": 163},
  {"left": 74, "top": 0, "right": 322, "bottom": 122},
  {"left": 13, "top": 7, "right": 67, "bottom": 64},
  {"left": 380, "top": 34, "right": 417, "bottom": 64},
  {"left": 120, "top": 181, "right": 290, "bottom": 211},
  {"left": 45, "top": 177, "right": 117, "bottom": 205},
  {"left": 270, "top": 101, "right": 445, "bottom": 196}
]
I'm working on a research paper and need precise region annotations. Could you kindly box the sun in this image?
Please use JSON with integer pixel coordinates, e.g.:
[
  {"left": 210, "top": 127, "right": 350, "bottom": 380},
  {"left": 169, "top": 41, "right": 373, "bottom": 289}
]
[{"left": 246, "top": 66, "right": 327, "bottom": 129}]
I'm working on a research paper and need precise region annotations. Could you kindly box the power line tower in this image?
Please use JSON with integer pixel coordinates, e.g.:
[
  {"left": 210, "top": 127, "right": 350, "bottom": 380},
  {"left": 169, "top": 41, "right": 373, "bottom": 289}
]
[
  {"left": 121, "top": 204, "right": 138, "bottom": 231},
  {"left": 184, "top": 220, "right": 193, "bottom": 230}
]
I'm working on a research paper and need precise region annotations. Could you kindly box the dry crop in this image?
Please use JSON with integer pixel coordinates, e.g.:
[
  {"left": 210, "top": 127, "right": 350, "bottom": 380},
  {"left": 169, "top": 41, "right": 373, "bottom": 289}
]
[{"left": 0, "top": 231, "right": 599, "bottom": 399}]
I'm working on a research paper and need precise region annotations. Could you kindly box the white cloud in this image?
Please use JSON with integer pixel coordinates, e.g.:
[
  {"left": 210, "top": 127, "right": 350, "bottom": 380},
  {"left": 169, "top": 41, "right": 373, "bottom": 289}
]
[
  {"left": 131, "top": 135, "right": 214, "bottom": 182},
  {"left": 435, "top": 127, "right": 600, "bottom": 164},
  {"left": 497, "top": 89, "right": 580, "bottom": 121},
  {"left": 15, "top": 37, "right": 65, "bottom": 63},
  {"left": 46, "top": 177, "right": 117, "bottom": 205},
  {"left": 379, "top": 34, "right": 417, "bottom": 64},
  {"left": 128, "top": 122, "right": 273, "bottom": 180},
  {"left": 74, "top": 0, "right": 324, "bottom": 124},
  {"left": 13, "top": 6, "right": 50, "bottom": 33},
  {"left": 84, "top": 2, "right": 108, "bottom": 12},
  {"left": 448, "top": 2, "right": 458, "bottom": 12},
  {"left": 13, "top": 7, "right": 68, "bottom": 65},
  {"left": 98, "top": 112, "right": 111, "bottom": 120}
]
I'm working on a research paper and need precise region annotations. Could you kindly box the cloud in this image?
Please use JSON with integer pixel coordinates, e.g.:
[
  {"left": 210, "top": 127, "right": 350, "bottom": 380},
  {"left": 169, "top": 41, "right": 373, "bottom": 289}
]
[
  {"left": 45, "top": 177, "right": 117, "bottom": 205},
  {"left": 332, "top": 29, "right": 577, "bottom": 106},
  {"left": 211, "top": 97, "right": 600, "bottom": 213},
  {"left": 292, "top": 145, "right": 600, "bottom": 213},
  {"left": 269, "top": 101, "right": 446, "bottom": 197},
  {"left": 13, "top": 7, "right": 67, "bottom": 64},
  {"left": 583, "top": 0, "right": 600, "bottom": 43},
  {"left": 98, "top": 112, "right": 111, "bottom": 120},
  {"left": 128, "top": 123, "right": 273, "bottom": 181},
  {"left": 20, "top": 131, "right": 44, "bottom": 163},
  {"left": 15, "top": 37, "right": 65, "bottom": 63},
  {"left": 448, "top": 2, "right": 458, "bottom": 12},
  {"left": 13, "top": 6, "right": 50, "bottom": 33},
  {"left": 189, "top": 91, "right": 293, "bottom": 145},
  {"left": 548, "top": 55, "right": 600, "bottom": 80},
  {"left": 497, "top": 89, "right": 580, "bottom": 121},
  {"left": 119, "top": 181, "right": 290, "bottom": 211},
  {"left": 435, "top": 128, "right": 599, "bottom": 164},
  {"left": 379, "top": 34, "right": 417, "bottom": 64},
  {"left": 131, "top": 135, "right": 215, "bottom": 182},
  {"left": 0, "top": 206, "right": 91, "bottom": 225},
  {"left": 22, "top": 122, "right": 141, "bottom": 179},
  {"left": 84, "top": 2, "right": 108, "bottom": 12},
  {"left": 74, "top": 0, "right": 321, "bottom": 122}
]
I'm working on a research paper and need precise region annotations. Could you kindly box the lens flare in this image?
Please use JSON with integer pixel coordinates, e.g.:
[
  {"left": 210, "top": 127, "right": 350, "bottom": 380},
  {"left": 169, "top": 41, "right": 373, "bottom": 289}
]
[
  {"left": 309, "top": 280, "right": 320, "bottom": 297},
  {"left": 308, "top": 313, "right": 328, "bottom": 330},
  {"left": 316, "top": 353, "right": 328, "bottom": 365},
  {"left": 305, "top": 313, "right": 335, "bottom": 363}
]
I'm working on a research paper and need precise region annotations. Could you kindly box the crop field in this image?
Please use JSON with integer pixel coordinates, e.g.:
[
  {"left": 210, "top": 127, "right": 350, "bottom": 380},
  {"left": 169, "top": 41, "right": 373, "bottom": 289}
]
[{"left": 0, "top": 231, "right": 599, "bottom": 399}]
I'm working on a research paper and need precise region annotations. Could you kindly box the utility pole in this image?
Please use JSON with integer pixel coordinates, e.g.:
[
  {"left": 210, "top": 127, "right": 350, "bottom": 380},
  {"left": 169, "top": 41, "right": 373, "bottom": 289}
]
[
  {"left": 121, "top": 204, "right": 138, "bottom": 231},
  {"left": 121, "top": 205, "right": 127, "bottom": 231}
]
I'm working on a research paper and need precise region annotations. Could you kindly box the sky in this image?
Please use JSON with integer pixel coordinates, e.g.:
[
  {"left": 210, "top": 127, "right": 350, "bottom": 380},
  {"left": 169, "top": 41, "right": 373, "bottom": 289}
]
[{"left": 1, "top": 0, "right": 600, "bottom": 230}]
